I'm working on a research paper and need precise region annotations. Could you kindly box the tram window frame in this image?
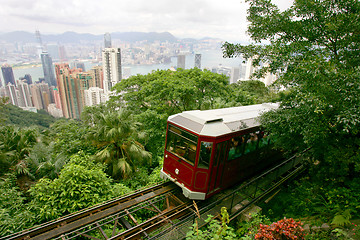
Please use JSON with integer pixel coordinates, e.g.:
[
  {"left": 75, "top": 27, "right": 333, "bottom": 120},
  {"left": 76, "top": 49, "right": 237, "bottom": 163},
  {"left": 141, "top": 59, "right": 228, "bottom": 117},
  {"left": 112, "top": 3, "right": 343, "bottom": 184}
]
[
  {"left": 165, "top": 124, "right": 198, "bottom": 166},
  {"left": 198, "top": 141, "right": 213, "bottom": 169}
]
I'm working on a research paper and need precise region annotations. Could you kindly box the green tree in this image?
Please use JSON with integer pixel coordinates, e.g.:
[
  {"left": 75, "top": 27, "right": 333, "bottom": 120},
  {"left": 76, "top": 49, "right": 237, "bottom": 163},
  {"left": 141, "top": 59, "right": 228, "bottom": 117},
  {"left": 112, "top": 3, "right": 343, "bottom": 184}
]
[
  {"left": 222, "top": 0, "right": 360, "bottom": 179},
  {"left": 84, "top": 109, "right": 151, "bottom": 179},
  {"left": 0, "top": 97, "right": 9, "bottom": 124},
  {"left": 26, "top": 142, "right": 67, "bottom": 180},
  {"left": 111, "top": 68, "right": 231, "bottom": 157},
  {"left": 3, "top": 104, "right": 56, "bottom": 129},
  {"left": 0, "top": 174, "right": 34, "bottom": 236},
  {"left": 0, "top": 126, "right": 38, "bottom": 177},
  {"left": 49, "top": 119, "right": 96, "bottom": 157},
  {"left": 29, "top": 152, "right": 114, "bottom": 222},
  {"left": 112, "top": 68, "right": 229, "bottom": 114}
]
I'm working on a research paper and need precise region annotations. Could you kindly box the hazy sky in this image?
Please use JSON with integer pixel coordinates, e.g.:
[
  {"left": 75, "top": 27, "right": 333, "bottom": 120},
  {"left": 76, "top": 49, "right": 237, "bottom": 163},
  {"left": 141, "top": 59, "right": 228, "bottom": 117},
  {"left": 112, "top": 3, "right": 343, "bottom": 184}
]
[{"left": 0, "top": 0, "right": 293, "bottom": 42}]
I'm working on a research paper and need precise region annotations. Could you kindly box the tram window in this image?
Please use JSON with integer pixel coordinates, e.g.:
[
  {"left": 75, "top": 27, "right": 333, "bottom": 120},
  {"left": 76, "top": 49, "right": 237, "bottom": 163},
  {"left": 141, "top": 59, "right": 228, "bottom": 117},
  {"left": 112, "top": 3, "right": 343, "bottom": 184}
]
[
  {"left": 227, "top": 136, "right": 245, "bottom": 161},
  {"left": 244, "top": 133, "right": 259, "bottom": 154},
  {"left": 166, "top": 125, "right": 198, "bottom": 165},
  {"left": 198, "top": 142, "right": 213, "bottom": 169},
  {"left": 258, "top": 131, "right": 270, "bottom": 148}
]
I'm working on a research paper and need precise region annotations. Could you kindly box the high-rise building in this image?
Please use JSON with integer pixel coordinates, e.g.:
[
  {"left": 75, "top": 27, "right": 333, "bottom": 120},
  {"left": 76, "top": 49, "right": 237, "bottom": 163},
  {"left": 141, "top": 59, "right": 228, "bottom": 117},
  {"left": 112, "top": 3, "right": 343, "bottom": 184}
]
[
  {"left": 59, "top": 45, "right": 67, "bottom": 61},
  {"left": 76, "top": 62, "right": 86, "bottom": 72},
  {"left": 30, "top": 82, "right": 51, "bottom": 110},
  {"left": 194, "top": 54, "right": 202, "bottom": 69},
  {"left": 55, "top": 64, "right": 85, "bottom": 119},
  {"left": 23, "top": 74, "right": 33, "bottom": 85},
  {"left": 1, "top": 64, "right": 15, "bottom": 86},
  {"left": 84, "top": 87, "right": 105, "bottom": 106},
  {"left": 16, "top": 80, "right": 33, "bottom": 108},
  {"left": 5, "top": 83, "right": 18, "bottom": 106},
  {"left": 245, "top": 58, "right": 255, "bottom": 80},
  {"left": 47, "top": 103, "right": 63, "bottom": 118},
  {"left": 52, "top": 88, "right": 62, "bottom": 109},
  {"left": 177, "top": 54, "right": 185, "bottom": 69},
  {"left": 30, "top": 84, "right": 43, "bottom": 110},
  {"left": 89, "top": 66, "right": 103, "bottom": 89},
  {"left": 230, "top": 67, "right": 240, "bottom": 84},
  {"left": 102, "top": 48, "right": 122, "bottom": 94},
  {"left": 104, "top": 33, "right": 112, "bottom": 48},
  {"left": 41, "top": 52, "right": 57, "bottom": 86}
]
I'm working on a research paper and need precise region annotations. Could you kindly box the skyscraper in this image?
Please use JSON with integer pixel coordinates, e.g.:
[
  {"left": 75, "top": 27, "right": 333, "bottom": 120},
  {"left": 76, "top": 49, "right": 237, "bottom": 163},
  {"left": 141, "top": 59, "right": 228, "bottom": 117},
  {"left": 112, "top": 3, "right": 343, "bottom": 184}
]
[
  {"left": 1, "top": 64, "right": 15, "bottom": 86},
  {"left": 23, "top": 74, "right": 33, "bottom": 85},
  {"left": 76, "top": 62, "right": 86, "bottom": 72},
  {"left": 41, "top": 52, "right": 57, "bottom": 86},
  {"left": 194, "top": 54, "right": 201, "bottom": 69},
  {"left": 55, "top": 64, "right": 86, "bottom": 119},
  {"left": 102, "top": 48, "right": 122, "bottom": 94},
  {"left": 84, "top": 87, "right": 105, "bottom": 106},
  {"left": 104, "top": 32, "right": 112, "bottom": 48},
  {"left": 30, "top": 82, "right": 51, "bottom": 110},
  {"left": 89, "top": 66, "right": 103, "bottom": 89},
  {"left": 177, "top": 54, "right": 185, "bottom": 69},
  {"left": 16, "top": 80, "right": 33, "bottom": 108},
  {"left": 59, "top": 45, "right": 67, "bottom": 61},
  {"left": 5, "top": 83, "right": 18, "bottom": 106},
  {"left": 230, "top": 67, "right": 240, "bottom": 84}
]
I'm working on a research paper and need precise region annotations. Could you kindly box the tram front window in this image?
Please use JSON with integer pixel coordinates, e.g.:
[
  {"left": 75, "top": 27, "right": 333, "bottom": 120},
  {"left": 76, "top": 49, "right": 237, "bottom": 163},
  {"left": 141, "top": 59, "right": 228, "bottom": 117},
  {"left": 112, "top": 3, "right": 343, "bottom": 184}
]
[
  {"left": 166, "top": 125, "right": 198, "bottom": 165},
  {"left": 198, "top": 142, "right": 213, "bottom": 169}
]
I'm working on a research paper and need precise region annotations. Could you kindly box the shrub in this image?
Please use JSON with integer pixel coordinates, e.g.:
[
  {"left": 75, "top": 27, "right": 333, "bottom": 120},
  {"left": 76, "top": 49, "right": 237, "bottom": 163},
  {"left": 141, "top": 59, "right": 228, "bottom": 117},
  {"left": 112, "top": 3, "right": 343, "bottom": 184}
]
[{"left": 255, "top": 218, "right": 305, "bottom": 240}]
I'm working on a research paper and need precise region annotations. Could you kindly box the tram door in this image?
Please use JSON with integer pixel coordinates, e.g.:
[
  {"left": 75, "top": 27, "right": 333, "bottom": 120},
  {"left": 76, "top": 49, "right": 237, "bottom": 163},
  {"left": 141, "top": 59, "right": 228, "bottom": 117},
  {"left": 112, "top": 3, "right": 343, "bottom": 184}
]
[{"left": 208, "top": 142, "right": 227, "bottom": 193}]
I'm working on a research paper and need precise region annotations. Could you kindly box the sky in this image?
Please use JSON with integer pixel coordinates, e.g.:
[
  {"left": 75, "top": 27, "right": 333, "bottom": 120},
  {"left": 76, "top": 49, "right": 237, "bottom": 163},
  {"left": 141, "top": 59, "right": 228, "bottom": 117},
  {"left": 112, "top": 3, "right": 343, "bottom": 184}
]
[{"left": 0, "top": 0, "right": 293, "bottom": 42}]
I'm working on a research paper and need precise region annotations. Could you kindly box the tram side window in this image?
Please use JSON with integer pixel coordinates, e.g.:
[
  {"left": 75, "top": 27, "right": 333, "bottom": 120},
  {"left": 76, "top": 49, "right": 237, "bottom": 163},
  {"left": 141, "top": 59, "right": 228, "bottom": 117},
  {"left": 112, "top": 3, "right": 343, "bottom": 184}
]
[
  {"left": 166, "top": 125, "right": 198, "bottom": 165},
  {"left": 258, "top": 131, "right": 270, "bottom": 148},
  {"left": 227, "top": 136, "right": 245, "bottom": 161},
  {"left": 244, "top": 133, "right": 259, "bottom": 154},
  {"left": 198, "top": 142, "right": 213, "bottom": 169}
]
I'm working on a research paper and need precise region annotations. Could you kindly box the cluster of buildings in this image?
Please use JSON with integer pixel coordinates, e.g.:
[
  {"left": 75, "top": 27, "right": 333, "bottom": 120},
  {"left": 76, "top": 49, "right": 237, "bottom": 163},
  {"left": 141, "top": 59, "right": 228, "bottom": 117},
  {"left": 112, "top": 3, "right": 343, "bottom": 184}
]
[
  {"left": 0, "top": 32, "right": 277, "bottom": 119},
  {"left": 0, "top": 34, "right": 122, "bottom": 119}
]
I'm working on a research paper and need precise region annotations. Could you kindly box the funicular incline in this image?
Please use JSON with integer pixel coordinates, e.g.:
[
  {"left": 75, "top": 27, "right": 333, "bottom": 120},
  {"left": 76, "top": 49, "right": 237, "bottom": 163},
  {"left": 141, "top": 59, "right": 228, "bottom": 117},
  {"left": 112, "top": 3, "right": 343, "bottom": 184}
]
[{"left": 3, "top": 151, "right": 306, "bottom": 240}]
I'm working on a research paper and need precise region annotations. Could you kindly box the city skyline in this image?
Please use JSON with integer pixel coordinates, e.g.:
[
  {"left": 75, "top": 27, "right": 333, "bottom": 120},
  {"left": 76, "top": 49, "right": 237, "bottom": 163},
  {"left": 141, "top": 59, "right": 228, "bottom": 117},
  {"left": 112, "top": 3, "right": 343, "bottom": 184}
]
[{"left": 0, "top": 0, "right": 292, "bottom": 42}]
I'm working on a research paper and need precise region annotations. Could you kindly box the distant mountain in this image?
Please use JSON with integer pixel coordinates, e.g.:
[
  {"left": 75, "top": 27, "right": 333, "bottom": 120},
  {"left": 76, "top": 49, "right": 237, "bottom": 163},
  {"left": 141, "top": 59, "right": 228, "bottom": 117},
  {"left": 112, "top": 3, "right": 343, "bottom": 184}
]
[
  {"left": 0, "top": 31, "right": 178, "bottom": 44},
  {"left": 0, "top": 31, "right": 36, "bottom": 43}
]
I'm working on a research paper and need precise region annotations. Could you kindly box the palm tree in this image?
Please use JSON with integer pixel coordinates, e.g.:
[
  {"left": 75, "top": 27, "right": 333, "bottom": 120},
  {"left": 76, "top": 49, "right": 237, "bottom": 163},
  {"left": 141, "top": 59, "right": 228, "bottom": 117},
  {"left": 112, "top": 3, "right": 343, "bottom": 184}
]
[
  {"left": 26, "top": 142, "right": 67, "bottom": 179},
  {"left": 86, "top": 109, "right": 151, "bottom": 179},
  {"left": 0, "top": 126, "right": 38, "bottom": 178}
]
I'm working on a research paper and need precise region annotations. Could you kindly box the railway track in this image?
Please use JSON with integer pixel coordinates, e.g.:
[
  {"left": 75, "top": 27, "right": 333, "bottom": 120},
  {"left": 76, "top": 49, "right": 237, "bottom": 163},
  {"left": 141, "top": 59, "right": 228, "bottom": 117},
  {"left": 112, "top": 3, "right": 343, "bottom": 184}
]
[
  {"left": 3, "top": 181, "right": 184, "bottom": 240},
  {"left": 4, "top": 152, "right": 306, "bottom": 240}
]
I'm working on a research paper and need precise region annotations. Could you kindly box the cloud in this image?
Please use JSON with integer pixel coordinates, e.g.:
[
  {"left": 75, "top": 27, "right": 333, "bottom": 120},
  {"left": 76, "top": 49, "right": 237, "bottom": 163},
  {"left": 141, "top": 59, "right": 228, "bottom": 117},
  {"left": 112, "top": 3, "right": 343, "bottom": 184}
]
[{"left": 0, "top": 0, "right": 293, "bottom": 41}]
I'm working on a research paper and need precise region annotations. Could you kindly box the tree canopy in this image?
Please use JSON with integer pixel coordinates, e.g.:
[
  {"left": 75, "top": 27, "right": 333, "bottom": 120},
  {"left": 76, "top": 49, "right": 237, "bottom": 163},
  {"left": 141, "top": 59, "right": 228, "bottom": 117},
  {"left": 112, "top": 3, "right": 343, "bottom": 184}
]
[{"left": 223, "top": 0, "right": 360, "bottom": 180}]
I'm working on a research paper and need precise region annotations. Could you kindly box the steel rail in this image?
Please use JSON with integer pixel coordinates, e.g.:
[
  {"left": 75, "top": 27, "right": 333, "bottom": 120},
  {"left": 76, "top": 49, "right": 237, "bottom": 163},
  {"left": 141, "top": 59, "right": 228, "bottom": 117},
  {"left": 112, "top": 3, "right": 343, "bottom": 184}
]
[{"left": 3, "top": 181, "right": 177, "bottom": 240}]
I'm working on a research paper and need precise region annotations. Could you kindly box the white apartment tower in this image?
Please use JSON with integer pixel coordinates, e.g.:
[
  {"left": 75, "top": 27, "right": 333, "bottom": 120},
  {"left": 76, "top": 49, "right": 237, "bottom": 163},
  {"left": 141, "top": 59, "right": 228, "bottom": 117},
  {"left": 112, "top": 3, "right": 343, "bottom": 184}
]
[
  {"left": 84, "top": 87, "right": 105, "bottom": 106},
  {"left": 102, "top": 48, "right": 122, "bottom": 94}
]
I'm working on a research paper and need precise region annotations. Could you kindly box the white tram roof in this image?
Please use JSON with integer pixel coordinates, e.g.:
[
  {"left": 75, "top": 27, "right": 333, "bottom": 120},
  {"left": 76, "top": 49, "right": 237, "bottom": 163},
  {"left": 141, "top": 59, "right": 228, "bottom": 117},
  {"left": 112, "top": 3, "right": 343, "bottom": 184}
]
[{"left": 168, "top": 103, "right": 279, "bottom": 137}]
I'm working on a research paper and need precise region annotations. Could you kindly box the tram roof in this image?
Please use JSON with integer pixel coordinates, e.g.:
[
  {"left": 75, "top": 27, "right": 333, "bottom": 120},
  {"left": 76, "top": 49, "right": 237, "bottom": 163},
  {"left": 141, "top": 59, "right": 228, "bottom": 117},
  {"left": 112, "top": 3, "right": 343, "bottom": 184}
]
[{"left": 168, "top": 103, "right": 279, "bottom": 137}]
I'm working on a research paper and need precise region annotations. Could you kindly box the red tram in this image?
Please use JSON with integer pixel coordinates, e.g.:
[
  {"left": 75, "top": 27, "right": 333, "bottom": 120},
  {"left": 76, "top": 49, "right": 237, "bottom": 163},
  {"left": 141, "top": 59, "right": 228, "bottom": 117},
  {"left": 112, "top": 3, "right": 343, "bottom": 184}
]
[{"left": 160, "top": 103, "right": 280, "bottom": 200}]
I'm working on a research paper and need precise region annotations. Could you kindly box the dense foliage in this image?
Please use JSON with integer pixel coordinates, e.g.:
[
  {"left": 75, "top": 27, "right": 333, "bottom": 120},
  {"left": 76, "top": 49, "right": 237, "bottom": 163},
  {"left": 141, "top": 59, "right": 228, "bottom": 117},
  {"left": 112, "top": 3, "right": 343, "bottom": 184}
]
[
  {"left": 222, "top": 0, "right": 360, "bottom": 237},
  {"left": 223, "top": 0, "right": 360, "bottom": 176},
  {"left": 2, "top": 103, "right": 57, "bottom": 128},
  {"left": 29, "top": 153, "right": 116, "bottom": 222},
  {"left": 84, "top": 108, "right": 151, "bottom": 179}
]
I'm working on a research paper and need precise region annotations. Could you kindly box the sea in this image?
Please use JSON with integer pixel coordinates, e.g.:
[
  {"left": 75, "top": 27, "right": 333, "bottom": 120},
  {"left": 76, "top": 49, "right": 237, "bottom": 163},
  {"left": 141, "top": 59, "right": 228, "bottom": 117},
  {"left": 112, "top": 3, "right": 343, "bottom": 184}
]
[{"left": 12, "top": 49, "right": 243, "bottom": 81}]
